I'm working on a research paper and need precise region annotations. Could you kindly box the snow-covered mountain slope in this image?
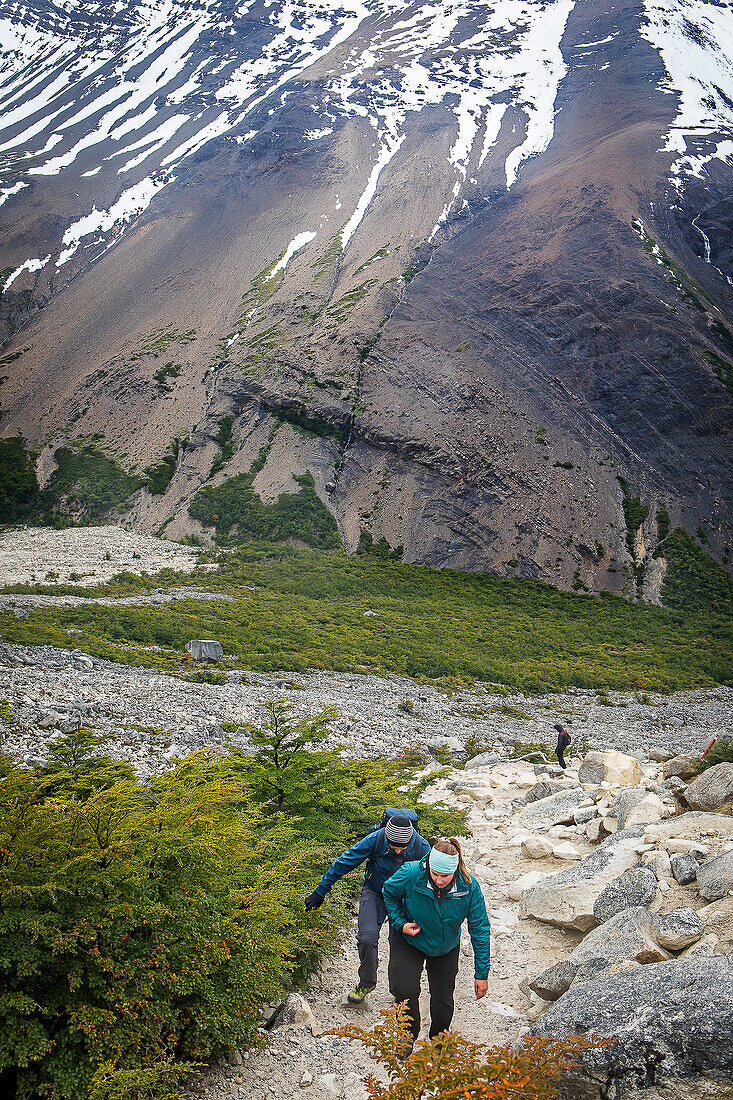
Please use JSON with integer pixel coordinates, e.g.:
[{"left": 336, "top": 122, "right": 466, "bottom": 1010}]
[{"left": 1, "top": 0, "right": 732, "bottom": 594}]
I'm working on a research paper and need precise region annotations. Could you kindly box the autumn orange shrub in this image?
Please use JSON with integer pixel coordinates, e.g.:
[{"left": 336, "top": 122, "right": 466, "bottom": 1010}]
[{"left": 333, "top": 1004, "right": 605, "bottom": 1100}]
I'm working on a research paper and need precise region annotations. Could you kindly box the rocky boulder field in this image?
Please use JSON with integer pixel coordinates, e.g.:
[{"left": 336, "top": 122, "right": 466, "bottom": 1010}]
[
  {"left": 1, "top": 529, "right": 732, "bottom": 1100},
  {"left": 2, "top": 638, "right": 732, "bottom": 1100}
]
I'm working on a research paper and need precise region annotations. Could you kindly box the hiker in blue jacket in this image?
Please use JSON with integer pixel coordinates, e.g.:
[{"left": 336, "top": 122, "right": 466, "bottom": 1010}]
[{"left": 304, "top": 812, "right": 430, "bottom": 1003}]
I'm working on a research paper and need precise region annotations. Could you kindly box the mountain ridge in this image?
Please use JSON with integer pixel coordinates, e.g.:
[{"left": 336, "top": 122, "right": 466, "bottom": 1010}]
[{"left": 1, "top": 0, "right": 732, "bottom": 599}]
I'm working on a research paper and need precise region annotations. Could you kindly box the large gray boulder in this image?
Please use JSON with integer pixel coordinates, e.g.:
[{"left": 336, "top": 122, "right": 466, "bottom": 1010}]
[
  {"left": 696, "top": 850, "right": 733, "bottom": 901},
  {"left": 578, "top": 750, "right": 641, "bottom": 788},
  {"left": 520, "top": 827, "right": 645, "bottom": 931},
  {"left": 524, "top": 778, "right": 571, "bottom": 803},
  {"left": 518, "top": 786, "right": 587, "bottom": 828},
  {"left": 670, "top": 852, "right": 698, "bottom": 886},
  {"left": 186, "top": 639, "right": 224, "bottom": 661},
  {"left": 592, "top": 865, "right": 658, "bottom": 923},
  {"left": 530, "top": 906, "right": 670, "bottom": 1001},
  {"left": 684, "top": 763, "right": 733, "bottom": 815},
  {"left": 530, "top": 957, "right": 733, "bottom": 1094},
  {"left": 464, "top": 751, "right": 502, "bottom": 770},
  {"left": 663, "top": 755, "right": 699, "bottom": 781},
  {"left": 654, "top": 909, "right": 705, "bottom": 952},
  {"left": 615, "top": 788, "right": 665, "bottom": 829}
]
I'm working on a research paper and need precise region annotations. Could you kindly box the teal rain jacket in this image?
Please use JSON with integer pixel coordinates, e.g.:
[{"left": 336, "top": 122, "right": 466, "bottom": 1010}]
[{"left": 382, "top": 857, "right": 491, "bottom": 979}]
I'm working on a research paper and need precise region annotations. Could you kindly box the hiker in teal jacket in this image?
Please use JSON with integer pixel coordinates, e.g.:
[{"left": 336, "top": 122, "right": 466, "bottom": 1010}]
[{"left": 382, "top": 837, "right": 490, "bottom": 1047}]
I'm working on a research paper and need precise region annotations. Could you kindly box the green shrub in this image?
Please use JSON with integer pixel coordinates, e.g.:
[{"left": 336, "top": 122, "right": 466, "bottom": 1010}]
[
  {"left": 190, "top": 470, "right": 340, "bottom": 550},
  {"left": 693, "top": 735, "right": 733, "bottom": 773},
  {"left": 0, "top": 707, "right": 462, "bottom": 1099},
  {"left": 49, "top": 445, "right": 144, "bottom": 519},
  {"left": 2, "top": 544, "right": 731, "bottom": 692},
  {"left": 144, "top": 441, "right": 180, "bottom": 496},
  {"left": 0, "top": 435, "right": 42, "bottom": 522},
  {"left": 617, "top": 476, "right": 649, "bottom": 557},
  {"left": 658, "top": 527, "right": 733, "bottom": 614}
]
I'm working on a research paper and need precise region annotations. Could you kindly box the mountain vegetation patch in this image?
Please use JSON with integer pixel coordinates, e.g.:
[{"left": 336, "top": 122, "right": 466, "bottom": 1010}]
[{"left": 1, "top": 546, "right": 730, "bottom": 693}]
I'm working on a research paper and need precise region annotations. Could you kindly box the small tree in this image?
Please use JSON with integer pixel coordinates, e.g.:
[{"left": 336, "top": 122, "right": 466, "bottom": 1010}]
[{"left": 333, "top": 1005, "right": 605, "bottom": 1100}]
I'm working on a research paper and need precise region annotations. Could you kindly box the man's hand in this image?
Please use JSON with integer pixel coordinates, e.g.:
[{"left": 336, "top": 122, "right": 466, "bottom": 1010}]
[
  {"left": 474, "top": 979, "right": 488, "bottom": 1000},
  {"left": 402, "top": 922, "right": 421, "bottom": 936},
  {"left": 304, "top": 892, "right": 324, "bottom": 912}
]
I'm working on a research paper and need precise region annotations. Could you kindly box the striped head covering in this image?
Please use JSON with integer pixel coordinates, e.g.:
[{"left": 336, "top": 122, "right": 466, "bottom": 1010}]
[{"left": 385, "top": 815, "right": 414, "bottom": 846}]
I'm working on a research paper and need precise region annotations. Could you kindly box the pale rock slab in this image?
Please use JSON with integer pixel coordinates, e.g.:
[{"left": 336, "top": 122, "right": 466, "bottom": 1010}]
[
  {"left": 551, "top": 841, "right": 582, "bottom": 860},
  {"left": 684, "top": 763, "right": 733, "bottom": 815},
  {"left": 642, "top": 849, "right": 673, "bottom": 881},
  {"left": 679, "top": 932, "right": 722, "bottom": 957},
  {"left": 578, "top": 750, "right": 641, "bottom": 788},
  {"left": 521, "top": 835, "right": 555, "bottom": 859},
  {"left": 520, "top": 827, "right": 646, "bottom": 931}
]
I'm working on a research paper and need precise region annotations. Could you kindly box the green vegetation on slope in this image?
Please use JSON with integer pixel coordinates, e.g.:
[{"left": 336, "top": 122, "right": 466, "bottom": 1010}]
[
  {"left": 1, "top": 545, "right": 730, "bottom": 693},
  {"left": 49, "top": 444, "right": 146, "bottom": 519},
  {"left": 0, "top": 435, "right": 42, "bottom": 522},
  {"left": 0, "top": 713, "right": 463, "bottom": 1100},
  {"left": 657, "top": 526, "right": 733, "bottom": 614},
  {"left": 190, "top": 462, "right": 340, "bottom": 550}
]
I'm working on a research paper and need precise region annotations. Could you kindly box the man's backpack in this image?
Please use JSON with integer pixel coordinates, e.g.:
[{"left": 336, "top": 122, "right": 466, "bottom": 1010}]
[{"left": 370, "top": 807, "right": 419, "bottom": 834}]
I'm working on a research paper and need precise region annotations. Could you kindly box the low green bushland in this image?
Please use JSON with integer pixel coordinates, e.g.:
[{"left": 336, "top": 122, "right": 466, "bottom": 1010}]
[
  {"left": 49, "top": 445, "right": 145, "bottom": 520},
  {"left": 0, "top": 708, "right": 464, "bottom": 1100},
  {"left": 0, "top": 435, "right": 42, "bottom": 523},
  {"left": 657, "top": 527, "right": 733, "bottom": 614},
  {"left": 190, "top": 472, "right": 340, "bottom": 550},
  {"left": 1, "top": 545, "right": 730, "bottom": 692}
]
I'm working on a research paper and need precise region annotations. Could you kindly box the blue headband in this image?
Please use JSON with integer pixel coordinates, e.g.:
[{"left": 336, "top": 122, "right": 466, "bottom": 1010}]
[{"left": 429, "top": 848, "right": 459, "bottom": 874}]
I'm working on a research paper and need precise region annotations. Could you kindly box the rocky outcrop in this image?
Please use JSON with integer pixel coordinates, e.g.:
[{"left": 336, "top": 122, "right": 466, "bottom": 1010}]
[
  {"left": 654, "top": 909, "right": 705, "bottom": 952},
  {"left": 592, "top": 867, "right": 659, "bottom": 923},
  {"left": 529, "top": 906, "right": 670, "bottom": 1001},
  {"left": 578, "top": 752, "right": 641, "bottom": 788},
  {"left": 519, "top": 828, "right": 645, "bottom": 931},
  {"left": 696, "top": 851, "right": 733, "bottom": 902},
  {"left": 531, "top": 958, "right": 733, "bottom": 1095},
  {"left": 518, "top": 788, "right": 587, "bottom": 829},
  {"left": 684, "top": 763, "right": 733, "bottom": 815}
]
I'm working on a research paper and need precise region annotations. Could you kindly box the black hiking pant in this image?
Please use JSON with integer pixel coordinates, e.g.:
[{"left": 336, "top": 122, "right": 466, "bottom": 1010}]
[{"left": 387, "top": 925, "right": 460, "bottom": 1040}]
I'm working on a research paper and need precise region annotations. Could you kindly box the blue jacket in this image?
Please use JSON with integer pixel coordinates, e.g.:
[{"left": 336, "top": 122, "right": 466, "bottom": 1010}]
[
  {"left": 382, "top": 858, "right": 491, "bottom": 979},
  {"left": 314, "top": 828, "right": 431, "bottom": 898}
]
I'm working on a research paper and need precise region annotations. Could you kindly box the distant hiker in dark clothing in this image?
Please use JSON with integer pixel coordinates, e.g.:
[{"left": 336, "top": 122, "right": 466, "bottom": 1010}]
[
  {"left": 382, "top": 838, "right": 490, "bottom": 1052},
  {"left": 554, "top": 723, "right": 571, "bottom": 769},
  {"left": 304, "top": 811, "right": 430, "bottom": 1003}
]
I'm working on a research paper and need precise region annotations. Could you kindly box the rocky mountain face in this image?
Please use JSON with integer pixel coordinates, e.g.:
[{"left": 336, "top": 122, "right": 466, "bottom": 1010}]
[{"left": 0, "top": 0, "right": 732, "bottom": 596}]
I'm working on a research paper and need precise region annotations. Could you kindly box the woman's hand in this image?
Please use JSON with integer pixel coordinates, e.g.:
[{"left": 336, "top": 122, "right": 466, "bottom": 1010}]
[
  {"left": 402, "top": 922, "right": 421, "bottom": 936},
  {"left": 474, "top": 979, "right": 488, "bottom": 999}
]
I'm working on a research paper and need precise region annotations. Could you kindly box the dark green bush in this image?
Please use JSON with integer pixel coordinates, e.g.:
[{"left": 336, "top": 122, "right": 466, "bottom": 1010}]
[
  {"left": 190, "top": 470, "right": 340, "bottom": 550},
  {"left": 658, "top": 527, "right": 733, "bottom": 614},
  {"left": 0, "top": 435, "right": 42, "bottom": 522},
  {"left": 49, "top": 445, "right": 144, "bottom": 519},
  {"left": 0, "top": 711, "right": 463, "bottom": 1099}
]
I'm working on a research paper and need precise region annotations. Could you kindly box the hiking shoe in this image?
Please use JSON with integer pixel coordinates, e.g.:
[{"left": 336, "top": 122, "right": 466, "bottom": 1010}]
[{"left": 347, "top": 983, "right": 375, "bottom": 1003}]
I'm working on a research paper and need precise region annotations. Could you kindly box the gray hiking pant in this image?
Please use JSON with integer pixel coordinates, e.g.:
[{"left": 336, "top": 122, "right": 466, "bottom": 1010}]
[{"left": 357, "top": 885, "right": 387, "bottom": 987}]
